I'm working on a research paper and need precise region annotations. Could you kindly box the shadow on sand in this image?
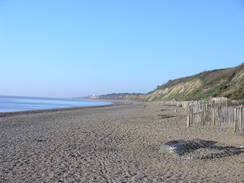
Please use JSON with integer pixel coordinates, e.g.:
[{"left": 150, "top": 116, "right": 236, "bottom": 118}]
[
  {"left": 160, "top": 139, "right": 244, "bottom": 159},
  {"left": 158, "top": 114, "right": 176, "bottom": 119}
]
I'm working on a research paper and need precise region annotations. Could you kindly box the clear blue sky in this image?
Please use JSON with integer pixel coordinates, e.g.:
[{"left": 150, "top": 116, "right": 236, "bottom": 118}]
[{"left": 0, "top": 0, "right": 244, "bottom": 97}]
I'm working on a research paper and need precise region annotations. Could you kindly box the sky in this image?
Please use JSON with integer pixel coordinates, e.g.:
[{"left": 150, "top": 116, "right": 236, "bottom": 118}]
[{"left": 0, "top": 0, "right": 244, "bottom": 98}]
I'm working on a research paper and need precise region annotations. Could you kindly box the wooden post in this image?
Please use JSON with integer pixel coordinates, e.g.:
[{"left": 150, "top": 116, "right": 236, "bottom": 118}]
[
  {"left": 187, "top": 106, "right": 190, "bottom": 128},
  {"left": 242, "top": 107, "right": 243, "bottom": 130},
  {"left": 203, "top": 104, "right": 206, "bottom": 125},
  {"left": 187, "top": 106, "right": 193, "bottom": 128},
  {"left": 226, "top": 105, "right": 229, "bottom": 125},
  {"left": 227, "top": 104, "right": 229, "bottom": 124},
  {"left": 187, "top": 115, "right": 190, "bottom": 127},
  {"left": 201, "top": 103, "right": 204, "bottom": 126},
  {"left": 191, "top": 106, "right": 194, "bottom": 127},
  {"left": 234, "top": 108, "right": 238, "bottom": 133},
  {"left": 200, "top": 104, "right": 202, "bottom": 125},
  {"left": 223, "top": 104, "right": 225, "bottom": 125},
  {"left": 216, "top": 105, "right": 218, "bottom": 125},
  {"left": 212, "top": 105, "right": 215, "bottom": 126},
  {"left": 240, "top": 107, "right": 243, "bottom": 130},
  {"left": 223, "top": 103, "right": 226, "bottom": 124},
  {"left": 218, "top": 105, "right": 221, "bottom": 126},
  {"left": 220, "top": 105, "right": 223, "bottom": 125}
]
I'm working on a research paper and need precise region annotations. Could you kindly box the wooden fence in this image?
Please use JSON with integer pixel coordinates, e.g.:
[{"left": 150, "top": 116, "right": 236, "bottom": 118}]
[
  {"left": 234, "top": 107, "right": 244, "bottom": 135},
  {"left": 187, "top": 101, "right": 244, "bottom": 135}
]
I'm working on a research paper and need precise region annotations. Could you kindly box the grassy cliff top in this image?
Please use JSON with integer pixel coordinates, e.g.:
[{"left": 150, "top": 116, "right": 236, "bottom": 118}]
[{"left": 144, "top": 63, "right": 244, "bottom": 101}]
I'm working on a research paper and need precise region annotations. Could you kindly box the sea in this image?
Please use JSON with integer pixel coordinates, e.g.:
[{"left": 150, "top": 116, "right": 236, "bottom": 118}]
[{"left": 0, "top": 96, "right": 111, "bottom": 112}]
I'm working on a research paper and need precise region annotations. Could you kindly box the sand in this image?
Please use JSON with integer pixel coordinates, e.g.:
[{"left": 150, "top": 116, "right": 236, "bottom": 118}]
[{"left": 0, "top": 102, "right": 244, "bottom": 183}]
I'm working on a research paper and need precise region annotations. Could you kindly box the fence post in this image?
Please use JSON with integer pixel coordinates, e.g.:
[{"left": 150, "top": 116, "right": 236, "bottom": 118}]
[
  {"left": 240, "top": 107, "right": 243, "bottom": 130},
  {"left": 234, "top": 108, "right": 238, "bottom": 133},
  {"left": 203, "top": 104, "right": 206, "bottom": 125},
  {"left": 218, "top": 105, "right": 221, "bottom": 126},
  {"left": 212, "top": 104, "right": 215, "bottom": 126},
  {"left": 187, "top": 105, "right": 193, "bottom": 128},
  {"left": 242, "top": 107, "right": 244, "bottom": 134},
  {"left": 226, "top": 101, "right": 228, "bottom": 125},
  {"left": 190, "top": 106, "right": 194, "bottom": 126},
  {"left": 200, "top": 103, "right": 203, "bottom": 125},
  {"left": 187, "top": 106, "right": 190, "bottom": 128}
]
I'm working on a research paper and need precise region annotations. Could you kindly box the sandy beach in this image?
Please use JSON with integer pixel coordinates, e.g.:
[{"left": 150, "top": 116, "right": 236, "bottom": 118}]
[{"left": 1, "top": 102, "right": 244, "bottom": 183}]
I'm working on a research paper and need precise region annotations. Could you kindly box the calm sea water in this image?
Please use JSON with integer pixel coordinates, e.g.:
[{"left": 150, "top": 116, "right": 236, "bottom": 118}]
[{"left": 0, "top": 96, "right": 111, "bottom": 112}]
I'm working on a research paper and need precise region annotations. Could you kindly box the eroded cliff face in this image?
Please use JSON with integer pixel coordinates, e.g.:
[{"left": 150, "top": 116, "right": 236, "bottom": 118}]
[{"left": 144, "top": 63, "right": 244, "bottom": 101}]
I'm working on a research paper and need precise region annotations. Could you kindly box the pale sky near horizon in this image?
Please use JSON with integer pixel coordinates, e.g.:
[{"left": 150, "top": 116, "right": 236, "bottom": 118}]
[{"left": 0, "top": 0, "right": 244, "bottom": 98}]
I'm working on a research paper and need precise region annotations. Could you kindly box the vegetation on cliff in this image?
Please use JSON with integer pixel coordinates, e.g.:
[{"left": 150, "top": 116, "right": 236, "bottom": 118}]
[{"left": 144, "top": 63, "right": 244, "bottom": 101}]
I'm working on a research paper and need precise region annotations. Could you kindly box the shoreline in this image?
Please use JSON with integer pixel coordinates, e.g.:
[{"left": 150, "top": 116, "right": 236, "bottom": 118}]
[{"left": 0, "top": 102, "right": 116, "bottom": 118}]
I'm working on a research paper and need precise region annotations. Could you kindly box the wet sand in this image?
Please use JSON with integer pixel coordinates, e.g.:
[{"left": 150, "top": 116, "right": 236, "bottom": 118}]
[{"left": 1, "top": 102, "right": 244, "bottom": 183}]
